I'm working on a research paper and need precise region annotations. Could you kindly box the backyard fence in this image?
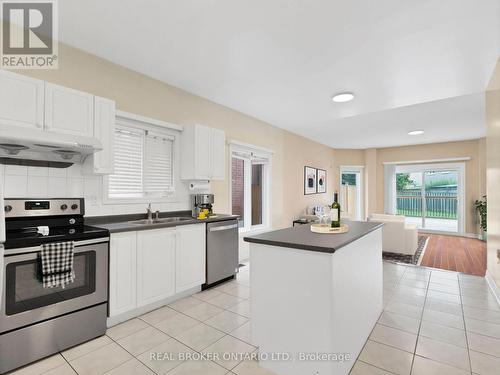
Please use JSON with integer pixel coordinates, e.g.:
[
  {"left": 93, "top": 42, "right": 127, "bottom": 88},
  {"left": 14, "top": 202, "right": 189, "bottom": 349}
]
[{"left": 396, "top": 189, "right": 458, "bottom": 219}]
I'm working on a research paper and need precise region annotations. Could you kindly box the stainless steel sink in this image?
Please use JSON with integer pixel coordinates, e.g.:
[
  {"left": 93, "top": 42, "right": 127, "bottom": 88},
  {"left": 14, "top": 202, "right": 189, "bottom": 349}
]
[{"left": 128, "top": 217, "right": 192, "bottom": 225}]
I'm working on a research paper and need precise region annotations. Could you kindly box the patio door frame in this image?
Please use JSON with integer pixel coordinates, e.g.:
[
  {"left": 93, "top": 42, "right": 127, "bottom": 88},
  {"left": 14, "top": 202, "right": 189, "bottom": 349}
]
[
  {"left": 395, "top": 162, "right": 466, "bottom": 235},
  {"left": 339, "top": 166, "right": 364, "bottom": 221}
]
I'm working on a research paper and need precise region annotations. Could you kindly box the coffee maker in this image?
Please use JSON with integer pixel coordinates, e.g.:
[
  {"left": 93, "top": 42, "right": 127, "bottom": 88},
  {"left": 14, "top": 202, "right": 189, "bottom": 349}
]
[{"left": 191, "top": 194, "right": 214, "bottom": 218}]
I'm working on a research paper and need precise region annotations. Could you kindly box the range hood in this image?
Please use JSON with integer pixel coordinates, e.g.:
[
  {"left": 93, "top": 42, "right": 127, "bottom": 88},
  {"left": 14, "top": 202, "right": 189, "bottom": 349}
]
[{"left": 0, "top": 125, "right": 102, "bottom": 168}]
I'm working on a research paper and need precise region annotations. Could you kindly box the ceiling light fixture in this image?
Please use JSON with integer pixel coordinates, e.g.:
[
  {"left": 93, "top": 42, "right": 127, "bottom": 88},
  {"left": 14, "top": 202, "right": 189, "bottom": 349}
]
[
  {"left": 332, "top": 92, "right": 354, "bottom": 103},
  {"left": 408, "top": 130, "right": 424, "bottom": 136}
]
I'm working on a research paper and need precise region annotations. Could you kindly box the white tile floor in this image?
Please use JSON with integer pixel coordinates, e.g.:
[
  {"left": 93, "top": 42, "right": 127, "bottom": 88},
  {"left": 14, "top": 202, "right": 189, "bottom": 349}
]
[{"left": 8, "top": 261, "right": 500, "bottom": 375}]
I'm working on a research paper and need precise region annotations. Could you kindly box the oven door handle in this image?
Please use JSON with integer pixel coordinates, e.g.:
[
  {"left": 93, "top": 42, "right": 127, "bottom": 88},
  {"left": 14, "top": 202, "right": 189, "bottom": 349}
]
[{"left": 3, "top": 237, "right": 109, "bottom": 256}]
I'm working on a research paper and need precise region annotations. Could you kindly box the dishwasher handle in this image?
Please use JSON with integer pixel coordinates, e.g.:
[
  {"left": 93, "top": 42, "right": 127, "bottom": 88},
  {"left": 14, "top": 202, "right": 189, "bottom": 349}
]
[{"left": 208, "top": 223, "right": 238, "bottom": 232}]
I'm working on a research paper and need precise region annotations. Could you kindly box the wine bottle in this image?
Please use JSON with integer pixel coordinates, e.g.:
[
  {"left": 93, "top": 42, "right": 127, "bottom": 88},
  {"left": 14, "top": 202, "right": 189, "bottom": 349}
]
[{"left": 331, "top": 192, "right": 341, "bottom": 228}]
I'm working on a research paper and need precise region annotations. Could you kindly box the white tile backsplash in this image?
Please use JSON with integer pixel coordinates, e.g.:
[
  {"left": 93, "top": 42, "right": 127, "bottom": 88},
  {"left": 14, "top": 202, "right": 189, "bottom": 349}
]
[
  {"left": 2, "top": 159, "right": 193, "bottom": 217},
  {"left": 48, "top": 177, "right": 67, "bottom": 197},
  {"left": 4, "top": 174, "right": 28, "bottom": 197},
  {"left": 27, "top": 175, "right": 49, "bottom": 197},
  {"left": 28, "top": 166, "right": 49, "bottom": 176},
  {"left": 67, "top": 177, "right": 84, "bottom": 196},
  {"left": 5, "top": 165, "right": 27, "bottom": 176}
]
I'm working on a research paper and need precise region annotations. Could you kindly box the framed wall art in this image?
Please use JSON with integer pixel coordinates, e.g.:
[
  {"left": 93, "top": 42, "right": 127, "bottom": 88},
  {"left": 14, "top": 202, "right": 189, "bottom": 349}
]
[
  {"left": 317, "top": 169, "right": 326, "bottom": 193},
  {"left": 304, "top": 166, "right": 317, "bottom": 195}
]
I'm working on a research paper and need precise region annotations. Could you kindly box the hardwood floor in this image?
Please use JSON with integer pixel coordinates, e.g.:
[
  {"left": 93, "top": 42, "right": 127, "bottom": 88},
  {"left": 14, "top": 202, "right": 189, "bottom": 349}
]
[{"left": 420, "top": 234, "right": 487, "bottom": 276}]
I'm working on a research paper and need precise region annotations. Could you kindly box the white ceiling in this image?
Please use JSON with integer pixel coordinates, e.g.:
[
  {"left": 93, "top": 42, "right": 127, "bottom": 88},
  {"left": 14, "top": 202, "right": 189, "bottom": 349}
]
[{"left": 58, "top": 0, "right": 499, "bottom": 148}]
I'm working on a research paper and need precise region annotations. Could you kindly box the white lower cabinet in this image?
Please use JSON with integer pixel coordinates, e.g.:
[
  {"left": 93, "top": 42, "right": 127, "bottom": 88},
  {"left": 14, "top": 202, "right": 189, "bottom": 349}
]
[
  {"left": 137, "top": 228, "right": 176, "bottom": 307},
  {"left": 109, "top": 232, "right": 137, "bottom": 317},
  {"left": 109, "top": 223, "right": 206, "bottom": 319},
  {"left": 175, "top": 224, "right": 206, "bottom": 293}
]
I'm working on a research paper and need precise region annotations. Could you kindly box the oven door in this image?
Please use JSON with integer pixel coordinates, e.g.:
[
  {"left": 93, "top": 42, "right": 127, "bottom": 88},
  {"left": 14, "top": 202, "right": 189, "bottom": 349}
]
[{"left": 0, "top": 238, "right": 108, "bottom": 333}]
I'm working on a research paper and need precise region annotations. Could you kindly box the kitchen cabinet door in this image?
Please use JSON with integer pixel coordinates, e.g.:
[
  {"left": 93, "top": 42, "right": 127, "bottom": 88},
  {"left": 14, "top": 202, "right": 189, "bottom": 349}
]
[
  {"left": 137, "top": 228, "right": 176, "bottom": 307},
  {"left": 93, "top": 96, "right": 116, "bottom": 174},
  {"left": 109, "top": 232, "right": 137, "bottom": 317},
  {"left": 0, "top": 70, "right": 44, "bottom": 129},
  {"left": 210, "top": 128, "right": 226, "bottom": 180},
  {"left": 194, "top": 124, "right": 211, "bottom": 180},
  {"left": 45, "top": 83, "right": 94, "bottom": 137},
  {"left": 180, "top": 124, "right": 226, "bottom": 181},
  {"left": 175, "top": 224, "right": 206, "bottom": 293}
]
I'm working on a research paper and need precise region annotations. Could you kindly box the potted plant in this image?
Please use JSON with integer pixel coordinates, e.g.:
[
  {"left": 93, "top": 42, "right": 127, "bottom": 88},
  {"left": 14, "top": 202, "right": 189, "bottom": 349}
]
[{"left": 475, "top": 195, "right": 487, "bottom": 241}]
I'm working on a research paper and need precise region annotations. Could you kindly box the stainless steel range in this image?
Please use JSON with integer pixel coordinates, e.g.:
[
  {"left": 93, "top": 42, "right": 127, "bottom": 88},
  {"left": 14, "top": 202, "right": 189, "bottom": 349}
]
[{"left": 0, "top": 198, "right": 109, "bottom": 374}]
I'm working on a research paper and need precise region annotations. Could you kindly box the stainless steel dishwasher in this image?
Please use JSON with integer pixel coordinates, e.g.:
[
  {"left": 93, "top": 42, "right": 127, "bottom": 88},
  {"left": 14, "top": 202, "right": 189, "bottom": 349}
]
[{"left": 204, "top": 220, "right": 239, "bottom": 289}]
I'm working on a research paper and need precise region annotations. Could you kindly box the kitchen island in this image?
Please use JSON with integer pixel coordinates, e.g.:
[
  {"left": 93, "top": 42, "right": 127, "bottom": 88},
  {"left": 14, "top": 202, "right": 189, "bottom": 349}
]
[{"left": 244, "top": 221, "right": 384, "bottom": 375}]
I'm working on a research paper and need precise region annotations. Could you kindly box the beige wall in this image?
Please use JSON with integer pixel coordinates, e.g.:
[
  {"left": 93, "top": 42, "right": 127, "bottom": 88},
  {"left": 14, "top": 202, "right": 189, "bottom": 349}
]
[
  {"left": 14, "top": 42, "right": 335, "bottom": 229},
  {"left": 369, "top": 140, "right": 486, "bottom": 234},
  {"left": 486, "top": 59, "right": 500, "bottom": 289}
]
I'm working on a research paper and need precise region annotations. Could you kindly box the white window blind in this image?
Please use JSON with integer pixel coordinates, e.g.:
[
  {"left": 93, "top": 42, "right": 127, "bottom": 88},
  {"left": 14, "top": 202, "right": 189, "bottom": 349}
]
[
  {"left": 144, "top": 131, "right": 174, "bottom": 195},
  {"left": 108, "top": 126, "right": 143, "bottom": 198},
  {"left": 108, "top": 124, "right": 176, "bottom": 200}
]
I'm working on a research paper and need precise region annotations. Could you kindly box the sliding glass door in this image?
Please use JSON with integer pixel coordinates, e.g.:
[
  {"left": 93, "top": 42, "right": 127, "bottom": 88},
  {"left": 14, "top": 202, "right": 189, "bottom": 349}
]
[{"left": 395, "top": 165, "right": 463, "bottom": 233}]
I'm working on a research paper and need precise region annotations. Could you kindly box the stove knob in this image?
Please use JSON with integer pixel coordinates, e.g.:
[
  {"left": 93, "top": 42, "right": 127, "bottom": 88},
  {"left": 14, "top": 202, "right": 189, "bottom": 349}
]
[
  {"left": 71, "top": 204, "right": 79, "bottom": 210},
  {"left": 5, "top": 205, "right": 12, "bottom": 213},
  {"left": 60, "top": 204, "right": 68, "bottom": 211}
]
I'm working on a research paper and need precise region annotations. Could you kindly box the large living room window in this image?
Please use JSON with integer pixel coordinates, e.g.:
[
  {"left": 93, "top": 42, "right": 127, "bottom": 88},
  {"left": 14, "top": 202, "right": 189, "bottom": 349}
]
[{"left": 230, "top": 142, "right": 272, "bottom": 231}]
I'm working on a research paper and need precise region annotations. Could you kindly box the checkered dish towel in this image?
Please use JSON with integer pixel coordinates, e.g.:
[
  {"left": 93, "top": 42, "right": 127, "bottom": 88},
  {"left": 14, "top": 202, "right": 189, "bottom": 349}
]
[{"left": 40, "top": 241, "right": 75, "bottom": 288}]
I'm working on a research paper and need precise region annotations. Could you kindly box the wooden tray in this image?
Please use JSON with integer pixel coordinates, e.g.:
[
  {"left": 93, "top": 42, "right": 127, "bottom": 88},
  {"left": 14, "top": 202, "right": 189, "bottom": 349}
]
[{"left": 310, "top": 223, "right": 349, "bottom": 234}]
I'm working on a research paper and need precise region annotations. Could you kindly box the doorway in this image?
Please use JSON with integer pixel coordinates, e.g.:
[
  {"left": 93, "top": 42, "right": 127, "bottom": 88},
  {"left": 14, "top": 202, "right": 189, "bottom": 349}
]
[
  {"left": 339, "top": 166, "right": 364, "bottom": 221},
  {"left": 395, "top": 163, "right": 465, "bottom": 234}
]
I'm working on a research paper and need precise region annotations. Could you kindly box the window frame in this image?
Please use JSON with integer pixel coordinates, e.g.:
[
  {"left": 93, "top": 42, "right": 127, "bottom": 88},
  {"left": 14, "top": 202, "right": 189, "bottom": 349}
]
[
  {"left": 229, "top": 141, "right": 272, "bottom": 233},
  {"left": 103, "top": 114, "right": 180, "bottom": 205}
]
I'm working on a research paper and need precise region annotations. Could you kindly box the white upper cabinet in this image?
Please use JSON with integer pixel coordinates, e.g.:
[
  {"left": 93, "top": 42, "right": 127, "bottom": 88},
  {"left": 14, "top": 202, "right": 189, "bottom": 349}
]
[
  {"left": 175, "top": 224, "right": 206, "bottom": 293},
  {"left": 0, "top": 70, "right": 44, "bottom": 129},
  {"left": 93, "top": 96, "right": 116, "bottom": 174},
  {"left": 210, "top": 128, "right": 226, "bottom": 180},
  {"left": 45, "top": 82, "right": 94, "bottom": 137},
  {"left": 136, "top": 228, "right": 176, "bottom": 307},
  {"left": 181, "top": 124, "right": 226, "bottom": 181}
]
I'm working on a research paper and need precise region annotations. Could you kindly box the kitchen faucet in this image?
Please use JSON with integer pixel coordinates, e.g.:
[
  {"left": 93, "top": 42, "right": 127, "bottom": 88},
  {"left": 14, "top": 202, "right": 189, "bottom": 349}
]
[{"left": 146, "top": 203, "right": 153, "bottom": 221}]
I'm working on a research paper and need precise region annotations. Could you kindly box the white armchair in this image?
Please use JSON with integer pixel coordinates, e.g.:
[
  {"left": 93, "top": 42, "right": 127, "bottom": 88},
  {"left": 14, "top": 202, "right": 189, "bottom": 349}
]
[{"left": 368, "top": 214, "right": 418, "bottom": 256}]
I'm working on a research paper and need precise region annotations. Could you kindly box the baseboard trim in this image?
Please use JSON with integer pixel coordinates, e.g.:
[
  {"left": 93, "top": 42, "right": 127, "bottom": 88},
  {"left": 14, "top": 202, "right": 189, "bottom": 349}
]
[
  {"left": 106, "top": 286, "right": 201, "bottom": 327},
  {"left": 485, "top": 271, "right": 500, "bottom": 308},
  {"left": 417, "top": 230, "right": 480, "bottom": 239}
]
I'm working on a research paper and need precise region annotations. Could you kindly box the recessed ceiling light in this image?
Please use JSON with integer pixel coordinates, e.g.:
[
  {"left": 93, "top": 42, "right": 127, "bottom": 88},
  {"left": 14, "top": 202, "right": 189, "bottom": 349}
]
[
  {"left": 408, "top": 130, "right": 424, "bottom": 136},
  {"left": 332, "top": 92, "right": 354, "bottom": 103}
]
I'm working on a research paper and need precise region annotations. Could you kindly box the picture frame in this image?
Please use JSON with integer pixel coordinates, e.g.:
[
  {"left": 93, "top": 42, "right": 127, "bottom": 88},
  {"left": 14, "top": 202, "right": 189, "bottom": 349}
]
[
  {"left": 317, "top": 169, "right": 326, "bottom": 193},
  {"left": 304, "top": 166, "right": 317, "bottom": 195}
]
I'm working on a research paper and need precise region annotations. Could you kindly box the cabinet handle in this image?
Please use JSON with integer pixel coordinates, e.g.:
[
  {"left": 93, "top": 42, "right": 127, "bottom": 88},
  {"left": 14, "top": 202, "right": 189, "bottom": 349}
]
[{"left": 208, "top": 224, "right": 238, "bottom": 232}]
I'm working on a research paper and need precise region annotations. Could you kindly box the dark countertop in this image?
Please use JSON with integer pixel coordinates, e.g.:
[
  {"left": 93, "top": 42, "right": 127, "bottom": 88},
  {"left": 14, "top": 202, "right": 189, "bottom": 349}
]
[
  {"left": 85, "top": 211, "right": 239, "bottom": 234},
  {"left": 244, "top": 221, "right": 384, "bottom": 254}
]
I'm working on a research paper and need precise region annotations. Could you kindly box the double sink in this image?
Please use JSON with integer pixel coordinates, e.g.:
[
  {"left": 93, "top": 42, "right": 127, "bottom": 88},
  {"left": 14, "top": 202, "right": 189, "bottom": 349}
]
[{"left": 128, "top": 217, "right": 193, "bottom": 226}]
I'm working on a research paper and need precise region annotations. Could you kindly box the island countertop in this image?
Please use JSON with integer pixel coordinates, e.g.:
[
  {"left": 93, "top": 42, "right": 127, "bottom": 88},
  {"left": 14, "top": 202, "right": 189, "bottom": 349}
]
[{"left": 244, "top": 220, "right": 384, "bottom": 253}]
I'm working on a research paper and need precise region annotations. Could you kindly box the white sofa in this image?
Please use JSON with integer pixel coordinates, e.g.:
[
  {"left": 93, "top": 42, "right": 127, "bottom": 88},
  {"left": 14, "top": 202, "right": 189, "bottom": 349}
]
[{"left": 368, "top": 214, "right": 418, "bottom": 256}]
